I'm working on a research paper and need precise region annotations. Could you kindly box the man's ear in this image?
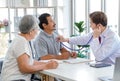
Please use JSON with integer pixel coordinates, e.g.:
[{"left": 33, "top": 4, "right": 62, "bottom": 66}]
[
  {"left": 29, "top": 31, "right": 32, "bottom": 35},
  {"left": 42, "top": 23, "right": 47, "bottom": 29}
]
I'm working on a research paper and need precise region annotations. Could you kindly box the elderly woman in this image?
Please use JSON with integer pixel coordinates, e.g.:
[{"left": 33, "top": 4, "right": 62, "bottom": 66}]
[{"left": 1, "top": 15, "right": 58, "bottom": 81}]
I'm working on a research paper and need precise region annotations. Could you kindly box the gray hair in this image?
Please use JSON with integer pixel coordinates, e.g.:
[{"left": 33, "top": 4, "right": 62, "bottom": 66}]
[{"left": 19, "top": 15, "right": 39, "bottom": 34}]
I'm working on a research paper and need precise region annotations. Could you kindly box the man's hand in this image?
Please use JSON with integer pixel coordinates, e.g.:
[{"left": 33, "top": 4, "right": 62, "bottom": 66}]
[
  {"left": 41, "top": 55, "right": 56, "bottom": 60},
  {"left": 61, "top": 52, "right": 70, "bottom": 59},
  {"left": 70, "top": 52, "right": 77, "bottom": 58}
]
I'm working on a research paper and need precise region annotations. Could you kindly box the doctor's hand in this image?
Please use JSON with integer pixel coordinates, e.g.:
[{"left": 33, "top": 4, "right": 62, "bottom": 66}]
[{"left": 56, "top": 35, "right": 69, "bottom": 42}]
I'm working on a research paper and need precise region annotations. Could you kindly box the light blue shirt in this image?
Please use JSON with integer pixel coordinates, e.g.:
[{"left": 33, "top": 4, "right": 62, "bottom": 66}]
[
  {"left": 69, "top": 27, "right": 120, "bottom": 64},
  {"left": 33, "top": 31, "right": 62, "bottom": 60}
]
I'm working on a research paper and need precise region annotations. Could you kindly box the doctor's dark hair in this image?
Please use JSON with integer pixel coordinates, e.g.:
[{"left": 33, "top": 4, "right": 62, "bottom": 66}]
[
  {"left": 89, "top": 11, "right": 107, "bottom": 27},
  {"left": 38, "top": 13, "right": 51, "bottom": 30}
]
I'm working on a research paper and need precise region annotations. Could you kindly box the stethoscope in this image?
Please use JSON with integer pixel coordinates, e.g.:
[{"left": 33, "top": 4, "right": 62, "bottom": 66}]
[{"left": 60, "top": 35, "right": 93, "bottom": 51}]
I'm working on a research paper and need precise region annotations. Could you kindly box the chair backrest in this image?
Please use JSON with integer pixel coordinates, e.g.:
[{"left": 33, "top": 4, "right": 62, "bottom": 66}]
[{"left": 0, "top": 58, "right": 4, "bottom": 73}]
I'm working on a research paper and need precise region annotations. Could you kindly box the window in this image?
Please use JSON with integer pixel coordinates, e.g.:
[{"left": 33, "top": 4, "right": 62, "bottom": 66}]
[
  {"left": 75, "top": 0, "right": 85, "bottom": 22},
  {"left": 106, "top": 0, "right": 119, "bottom": 33},
  {"left": 0, "top": 0, "right": 58, "bottom": 58},
  {"left": 89, "top": 0, "right": 101, "bottom": 13},
  {"left": 0, "top": 8, "right": 9, "bottom": 57}
]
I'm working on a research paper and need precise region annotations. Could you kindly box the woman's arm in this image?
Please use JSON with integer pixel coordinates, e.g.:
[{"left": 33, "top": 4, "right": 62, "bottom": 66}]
[{"left": 17, "top": 53, "right": 58, "bottom": 74}]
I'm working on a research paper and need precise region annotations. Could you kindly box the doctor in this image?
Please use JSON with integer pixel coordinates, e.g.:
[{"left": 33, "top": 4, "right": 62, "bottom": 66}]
[{"left": 57, "top": 11, "right": 120, "bottom": 64}]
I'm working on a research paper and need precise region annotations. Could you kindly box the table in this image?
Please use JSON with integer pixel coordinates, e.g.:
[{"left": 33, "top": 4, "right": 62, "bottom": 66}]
[{"left": 39, "top": 61, "right": 114, "bottom": 81}]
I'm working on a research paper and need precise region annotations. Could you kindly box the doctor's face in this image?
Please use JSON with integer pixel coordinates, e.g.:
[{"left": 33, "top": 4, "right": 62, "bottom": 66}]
[{"left": 90, "top": 19, "right": 97, "bottom": 31}]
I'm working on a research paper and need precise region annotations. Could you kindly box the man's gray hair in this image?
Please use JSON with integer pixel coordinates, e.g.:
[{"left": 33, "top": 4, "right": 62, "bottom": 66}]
[{"left": 19, "top": 15, "right": 38, "bottom": 34}]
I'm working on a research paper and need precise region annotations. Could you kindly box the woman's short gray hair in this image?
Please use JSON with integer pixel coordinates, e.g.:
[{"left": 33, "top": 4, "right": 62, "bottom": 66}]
[{"left": 19, "top": 15, "right": 39, "bottom": 34}]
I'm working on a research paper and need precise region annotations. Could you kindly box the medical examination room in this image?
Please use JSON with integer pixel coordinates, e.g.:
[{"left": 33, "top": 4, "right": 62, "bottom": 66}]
[{"left": 0, "top": 0, "right": 120, "bottom": 81}]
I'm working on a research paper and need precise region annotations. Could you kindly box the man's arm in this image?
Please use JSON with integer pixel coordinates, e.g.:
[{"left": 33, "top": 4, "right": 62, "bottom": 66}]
[
  {"left": 40, "top": 52, "right": 69, "bottom": 60},
  {"left": 40, "top": 54, "right": 56, "bottom": 60},
  {"left": 38, "top": 48, "right": 77, "bottom": 60},
  {"left": 40, "top": 48, "right": 70, "bottom": 60},
  {"left": 59, "top": 48, "right": 77, "bottom": 59}
]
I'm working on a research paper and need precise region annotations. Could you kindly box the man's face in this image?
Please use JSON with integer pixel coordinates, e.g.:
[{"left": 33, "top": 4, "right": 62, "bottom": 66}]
[{"left": 44, "top": 16, "right": 56, "bottom": 31}]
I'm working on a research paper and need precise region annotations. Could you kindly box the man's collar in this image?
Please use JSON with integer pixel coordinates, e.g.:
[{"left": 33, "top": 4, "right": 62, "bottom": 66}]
[{"left": 42, "top": 30, "right": 53, "bottom": 38}]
